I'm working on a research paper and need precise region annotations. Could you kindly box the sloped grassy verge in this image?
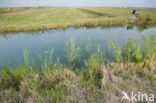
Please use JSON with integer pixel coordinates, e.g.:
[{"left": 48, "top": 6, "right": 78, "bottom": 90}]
[
  {"left": 0, "top": 34, "right": 156, "bottom": 103},
  {"left": 1, "top": 7, "right": 156, "bottom": 33}
]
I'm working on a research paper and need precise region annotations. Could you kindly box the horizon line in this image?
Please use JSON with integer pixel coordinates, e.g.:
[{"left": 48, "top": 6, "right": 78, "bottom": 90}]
[{"left": 0, "top": 6, "right": 156, "bottom": 9}]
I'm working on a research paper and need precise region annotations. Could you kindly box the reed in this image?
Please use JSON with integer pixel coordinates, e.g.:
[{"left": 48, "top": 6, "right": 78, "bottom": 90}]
[
  {"left": 142, "top": 33, "right": 156, "bottom": 60},
  {"left": 65, "top": 37, "right": 79, "bottom": 69},
  {"left": 109, "top": 40, "right": 122, "bottom": 62}
]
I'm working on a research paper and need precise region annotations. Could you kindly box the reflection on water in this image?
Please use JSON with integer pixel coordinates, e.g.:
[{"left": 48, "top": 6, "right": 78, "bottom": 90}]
[
  {"left": 126, "top": 24, "right": 156, "bottom": 31},
  {"left": 0, "top": 25, "right": 156, "bottom": 68},
  {"left": 127, "top": 25, "right": 134, "bottom": 30}
]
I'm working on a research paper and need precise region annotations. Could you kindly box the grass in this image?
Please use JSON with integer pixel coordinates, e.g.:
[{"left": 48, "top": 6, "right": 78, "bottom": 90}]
[
  {"left": 0, "top": 7, "right": 156, "bottom": 33},
  {"left": 0, "top": 34, "right": 156, "bottom": 103}
]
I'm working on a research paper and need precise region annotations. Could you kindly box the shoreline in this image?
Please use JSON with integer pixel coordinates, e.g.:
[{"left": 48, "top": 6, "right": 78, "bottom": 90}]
[
  {"left": 1, "top": 20, "right": 156, "bottom": 34},
  {"left": 1, "top": 7, "right": 156, "bottom": 34}
]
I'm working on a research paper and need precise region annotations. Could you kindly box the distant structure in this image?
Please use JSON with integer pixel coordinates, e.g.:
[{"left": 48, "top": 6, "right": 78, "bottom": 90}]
[
  {"left": 128, "top": 10, "right": 153, "bottom": 22},
  {"left": 132, "top": 10, "right": 140, "bottom": 15},
  {"left": 25, "top": 7, "right": 31, "bottom": 10},
  {"left": 9, "top": 8, "right": 12, "bottom": 11},
  {"left": 128, "top": 10, "right": 141, "bottom": 20},
  {"left": 146, "top": 18, "right": 152, "bottom": 21},
  {"left": 38, "top": 7, "right": 43, "bottom": 9},
  {"left": 127, "top": 16, "right": 139, "bottom": 20}
]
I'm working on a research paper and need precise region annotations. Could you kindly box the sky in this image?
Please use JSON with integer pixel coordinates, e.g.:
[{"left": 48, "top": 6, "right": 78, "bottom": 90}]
[{"left": 0, "top": 0, "right": 156, "bottom": 8}]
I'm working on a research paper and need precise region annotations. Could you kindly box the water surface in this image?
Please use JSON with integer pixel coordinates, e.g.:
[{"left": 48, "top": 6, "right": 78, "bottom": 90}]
[{"left": 0, "top": 25, "right": 156, "bottom": 67}]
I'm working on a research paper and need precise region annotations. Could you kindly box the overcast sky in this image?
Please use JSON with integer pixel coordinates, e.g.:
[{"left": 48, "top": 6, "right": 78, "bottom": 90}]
[{"left": 0, "top": 0, "right": 156, "bottom": 8}]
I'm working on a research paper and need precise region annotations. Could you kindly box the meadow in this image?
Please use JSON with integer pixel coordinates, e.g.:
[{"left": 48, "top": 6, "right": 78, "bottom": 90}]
[
  {"left": 0, "top": 7, "right": 156, "bottom": 33},
  {"left": 0, "top": 34, "right": 156, "bottom": 103}
]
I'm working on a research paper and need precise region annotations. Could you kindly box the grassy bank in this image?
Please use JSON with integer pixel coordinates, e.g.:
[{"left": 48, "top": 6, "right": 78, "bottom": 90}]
[
  {"left": 0, "top": 34, "right": 156, "bottom": 103},
  {"left": 0, "top": 7, "right": 156, "bottom": 33}
]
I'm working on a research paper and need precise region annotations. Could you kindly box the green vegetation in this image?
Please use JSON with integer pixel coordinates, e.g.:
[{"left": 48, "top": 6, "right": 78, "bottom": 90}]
[
  {"left": 0, "top": 34, "right": 156, "bottom": 103},
  {"left": 65, "top": 38, "right": 79, "bottom": 68},
  {"left": 0, "top": 7, "right": 156, "bottom": 33}
]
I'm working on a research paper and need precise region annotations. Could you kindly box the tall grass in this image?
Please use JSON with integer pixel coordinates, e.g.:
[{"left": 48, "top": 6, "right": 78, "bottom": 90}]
[
  {"left": 23, "top": 49, "right": 30, "bottom": 68},
  {"left": 122, "top": 38, "right": 141, "bottom": 62},
  {"left": 108, "top": 34, "right": 156, "bottom": 63},
  {"left": 65, "top": 37, "right": 79, "bottom": 69},
  {"left": 109, "top": 40, "right": 122, "bottom": 63},
  {"left": 38, "top": 49, "right": 53, "bottom": 70},
  {"left": 142, "top": 33, "right": 156, "bottom": 60},
  {"left": 82, "top": 45, "right": 104, "bottom": 89}
]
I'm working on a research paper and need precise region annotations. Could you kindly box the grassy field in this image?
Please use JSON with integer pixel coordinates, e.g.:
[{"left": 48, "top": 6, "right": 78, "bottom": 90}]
[
  {"left": 0, "top": 7, "right": 156, "bottom": 33},
  {"left": 0, "top": 34, "right": 156, "bottom": 103}
]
